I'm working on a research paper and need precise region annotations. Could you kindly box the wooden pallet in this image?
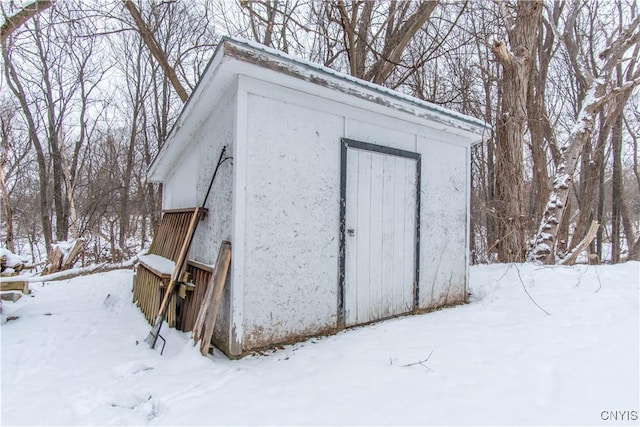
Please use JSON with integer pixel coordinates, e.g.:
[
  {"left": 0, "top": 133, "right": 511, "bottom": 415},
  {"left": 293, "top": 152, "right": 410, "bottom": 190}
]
[{"left": 132, "top": 208, "right": 206, "bottom": 327}]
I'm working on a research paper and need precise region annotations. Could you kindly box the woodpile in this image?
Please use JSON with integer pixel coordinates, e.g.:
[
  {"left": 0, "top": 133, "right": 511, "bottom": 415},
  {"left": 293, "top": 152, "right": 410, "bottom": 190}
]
[
  {"left": 0, "top": 252, "right": 25, "bottom": 273},
  {"left": 42, "top": 239, "right": 86, "bottom": 275}
]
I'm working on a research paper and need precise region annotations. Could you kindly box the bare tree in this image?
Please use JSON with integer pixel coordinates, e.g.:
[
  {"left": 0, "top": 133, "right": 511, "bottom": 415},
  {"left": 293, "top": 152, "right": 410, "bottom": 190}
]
[
  {"left": 491, "top": 1, "right": 543, "bottom": 263},
  {"left": 528, "top": 5, "right": 640, "bottom": 264}
]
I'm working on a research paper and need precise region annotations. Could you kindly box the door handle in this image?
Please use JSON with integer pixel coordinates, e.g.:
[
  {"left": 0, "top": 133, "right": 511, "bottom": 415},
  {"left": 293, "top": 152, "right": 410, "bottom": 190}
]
[{"left": 347, "top": 228, "right": 355, "bottom": 236}]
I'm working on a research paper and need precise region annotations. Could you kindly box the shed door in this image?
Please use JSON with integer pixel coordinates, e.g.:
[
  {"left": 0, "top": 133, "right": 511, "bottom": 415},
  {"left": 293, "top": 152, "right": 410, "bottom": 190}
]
[{"left": 342, "top": 140, "right": 420, "bottom": 327}]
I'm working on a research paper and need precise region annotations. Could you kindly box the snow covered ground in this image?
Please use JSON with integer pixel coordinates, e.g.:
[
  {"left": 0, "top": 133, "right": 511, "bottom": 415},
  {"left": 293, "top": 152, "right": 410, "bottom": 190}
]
[{"left": 1, "top": 262, "right": 638, "bottom": 426}]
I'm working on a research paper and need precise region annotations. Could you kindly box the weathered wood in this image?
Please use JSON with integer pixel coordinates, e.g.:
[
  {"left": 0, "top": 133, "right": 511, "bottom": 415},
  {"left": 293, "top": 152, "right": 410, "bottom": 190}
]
[
  {"left": 1, "top": 255, "right": 24, "bottom": 273},
  {"left": 137, "top": 258, "right": 172, "bottom": 279},
  {"left": 133, "top": 208, "right": 204, "bottom": 326},
  {"left": 62, "top": 239, "right": 85, "bottom": 269},
  {"left": 155, "top": 207, "right": 202, "bottom": 320},
  {"left": 561, "top": 221, "right": 600, "bottom": 265},
  {"left": 43, "top": 247, "right": 64, "bottom": 275},
  {"left": 192, "top": 241, "right": 232, "bottom": 356},
  {"left": 187, "top": 259, "right": 215, "bottom": 273},
  {"left": 1, "top": 280, "right": 29, "bottom": 294},
  {"left": 162, "top": 208, "right": 208, "bottom": 216},
  {"left": 132, "top": 263, "right": 168, "bottom": 324},
  {"left": 179, "top": 263, "right": 212, "bottom": 332},
  {"left": 43, "top": 239, "right": 85, "bottom": 275}
]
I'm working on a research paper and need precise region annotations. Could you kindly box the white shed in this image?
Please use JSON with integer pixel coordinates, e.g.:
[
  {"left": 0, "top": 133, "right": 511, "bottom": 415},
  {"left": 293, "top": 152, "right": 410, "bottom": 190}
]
[{"left": 147, "top": 37, "right": 487, "bottom": 358}]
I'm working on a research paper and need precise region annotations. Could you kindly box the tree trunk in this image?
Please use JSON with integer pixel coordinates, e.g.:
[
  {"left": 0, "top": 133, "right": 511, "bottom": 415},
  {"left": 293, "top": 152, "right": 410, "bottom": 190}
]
[
  {"left": 611, "top": 111, "right": 623, "bottom": 263},
  {"left": 2, "top": 45, "right": 53, "bottom": 251},
  {"left": 492, "top": 0, "right": 542, "bottom": 262},
  {"left": 629, "top": 235, "right": 640, "bottom": 261},
  {"left": 569, "top": 121, "right": 608, "bottom": 252},
  {"left": 33, "top": 19, "right": 69, "bottom": 242},
  {"left": 0, "top": 165, "right": 14, "bottom": 252},
  {"left": 596, "top": 112, "right": 606, "bottom": 260}
]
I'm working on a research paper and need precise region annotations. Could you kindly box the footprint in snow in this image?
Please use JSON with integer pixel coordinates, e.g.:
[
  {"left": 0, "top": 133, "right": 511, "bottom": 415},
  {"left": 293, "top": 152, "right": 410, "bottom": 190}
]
[{"left": 112, "top": 360, "right": 155, "bottom": 378}]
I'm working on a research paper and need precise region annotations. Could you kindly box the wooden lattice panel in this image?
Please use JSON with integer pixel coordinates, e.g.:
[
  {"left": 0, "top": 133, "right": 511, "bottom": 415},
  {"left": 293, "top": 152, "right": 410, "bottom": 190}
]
[
  {"left": 179, "top": 262, "right": 214, "bottom": 332},
  {"left": 132, "top": 208, "right": 205, "bottom": 328}
]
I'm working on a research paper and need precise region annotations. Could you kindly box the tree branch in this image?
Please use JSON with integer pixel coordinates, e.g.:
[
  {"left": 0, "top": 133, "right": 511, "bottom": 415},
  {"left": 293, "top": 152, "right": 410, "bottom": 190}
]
[
  {"left": 0, "top": 0, "right": 52, "bottom": 45},
  {"left": 122, "top": 0, "right": 189, "bottom": 103}
]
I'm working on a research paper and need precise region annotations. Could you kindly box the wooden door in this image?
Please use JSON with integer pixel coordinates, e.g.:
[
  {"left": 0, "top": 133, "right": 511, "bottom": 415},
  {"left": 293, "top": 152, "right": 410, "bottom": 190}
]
[{"left": 341, "top": 139, "right": 420, "bottom": 327}]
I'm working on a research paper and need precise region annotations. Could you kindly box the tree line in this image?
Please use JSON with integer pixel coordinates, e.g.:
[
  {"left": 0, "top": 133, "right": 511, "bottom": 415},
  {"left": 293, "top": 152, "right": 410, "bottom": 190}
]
[{"left": 1, "top": 0, "right": 639, "bottom": 266}]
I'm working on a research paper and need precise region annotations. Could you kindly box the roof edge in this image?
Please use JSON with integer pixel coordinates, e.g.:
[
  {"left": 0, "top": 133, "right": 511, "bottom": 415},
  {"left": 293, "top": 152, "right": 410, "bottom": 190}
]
[{"left": 223, "top": 37, "right": 488, "bottom": 132}]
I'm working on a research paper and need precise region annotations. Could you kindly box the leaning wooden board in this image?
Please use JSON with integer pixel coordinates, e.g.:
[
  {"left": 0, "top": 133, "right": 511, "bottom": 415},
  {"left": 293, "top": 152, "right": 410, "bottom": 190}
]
[{"left": 192, "top": 241, "right": 232, "bottom": 356}]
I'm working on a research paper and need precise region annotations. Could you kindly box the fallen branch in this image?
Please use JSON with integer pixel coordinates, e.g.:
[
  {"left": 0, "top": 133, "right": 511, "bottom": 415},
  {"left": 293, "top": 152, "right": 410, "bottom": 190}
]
[
  {"left": 514, "top": 264, "right": 551, "bottom": 316},
  {"left": 560, "top": 221, "right": 599, "bottom": 266},
  {"left": 0, "top": 253, "right": 142, "bottom": 283},
  {"left": 401, "top": 351, "right": 434, "bottom": 371}
]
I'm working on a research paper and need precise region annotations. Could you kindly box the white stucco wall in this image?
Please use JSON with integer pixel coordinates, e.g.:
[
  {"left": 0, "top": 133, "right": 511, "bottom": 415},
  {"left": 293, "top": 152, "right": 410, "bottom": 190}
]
[
  {"left": 162, "top": 149, "right": 198, "bottom": 208},
  {"left": 237, "top": 75, "right": 472, "bottom": 351},
  {"left": 241, "top": 92, "right": 343, "bottom": 349},
  {"left": 190, "top": 85, "right": 236, "bottom": 352},
  {"left": 419, "top": 139, "right": 469, "bottom": 308}
]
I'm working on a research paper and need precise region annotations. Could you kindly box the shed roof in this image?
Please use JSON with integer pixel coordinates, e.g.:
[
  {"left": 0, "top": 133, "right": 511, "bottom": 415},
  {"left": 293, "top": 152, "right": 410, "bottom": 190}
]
[{"left": 148, "top": 37, "right": 488, "bottom": 181}]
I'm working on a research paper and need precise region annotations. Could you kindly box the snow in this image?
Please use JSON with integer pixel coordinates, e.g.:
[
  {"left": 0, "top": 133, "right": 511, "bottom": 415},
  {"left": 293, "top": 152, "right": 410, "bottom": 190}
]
[
  {"left": 1, "top": 263, "right": 638, "bottom": 426},
  {"left": 0, "top": 248, "right": 27, "bottom": 268},
  {"left": 137, "top": 254, "right": 176, "bottom": 276}
]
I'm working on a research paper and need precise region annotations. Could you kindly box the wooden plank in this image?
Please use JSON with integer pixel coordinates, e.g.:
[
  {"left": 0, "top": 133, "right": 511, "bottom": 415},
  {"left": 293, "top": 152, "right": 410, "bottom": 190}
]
[
  {"left": 1, "top": 280, "right": 29, "bottom": 294},
  {"left": 381, "top": 154, "right": 396, "bottom": 317},
  {"left": 356, "top": 150, "right": 372, "bottom": 325},
  {"left": 181, "top": 266, "right": 212, "bottom": 331},
  {"left": 161, "top": 207, "right": 208, "bottom": 216},
  {"left": 369, "top": 151, "right": 384, "bottom": 321},
  {"left": 1, "top": 292, "right": 21, "bottom": 302},
  {"left": 192, "top": 241, "right": 232, "bottom": 355},
  {"left": 187, "top": 259, "right": 215, "bottom": 273},
  {"left": 137, "top": 258, "right": 172, "bottom": 280}
]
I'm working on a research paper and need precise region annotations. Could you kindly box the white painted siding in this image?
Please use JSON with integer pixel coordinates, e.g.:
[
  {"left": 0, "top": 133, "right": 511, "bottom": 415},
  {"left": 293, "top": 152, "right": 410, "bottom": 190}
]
[{"left": 419, "top": 138, "right": 469, "bottom": 308}]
